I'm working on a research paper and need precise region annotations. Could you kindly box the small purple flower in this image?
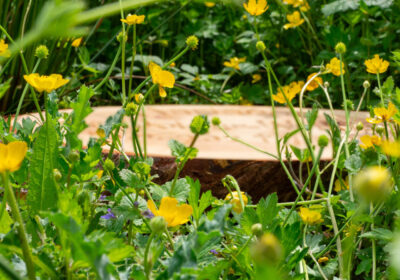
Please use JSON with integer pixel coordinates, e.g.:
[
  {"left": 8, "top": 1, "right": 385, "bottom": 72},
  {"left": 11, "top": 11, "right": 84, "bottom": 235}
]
[
  {"left": 142, "top": 209, "right": 155, "bottom": 219},
  {"left": 99, "top": 194, "right": 107, "bottom": 201},
  {"left": 210, "top": 249, "right": 218, "bottom": 256},
  {"left": 134, "top": 201, "right": 139, "bottom": 208},
  {"left": 101, "top": 208, "right": 116, "bottom": 220}
]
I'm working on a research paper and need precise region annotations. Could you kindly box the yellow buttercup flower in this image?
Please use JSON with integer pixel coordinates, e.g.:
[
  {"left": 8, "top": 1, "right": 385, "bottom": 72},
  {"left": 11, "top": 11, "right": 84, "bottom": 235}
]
[
  {"left": 205, "top": 2, "right": 216, "bottom": 7},
  {"left": 288, "top": 81, "right": 304, "bottom": 95},
  {"left": 283, "top": 11, "right": 304, "bottom": 30},
  {"left": 149, "top": 61, "right": 175, "bottom": 98},
  {"left": 272, "top": 84, "right": 300, "bottom": 104},
  {"left": 299, "top": 207, "right": 323, "bottom": 225},
  {"left": 252, "top": 73, "right": 262, "bottom": 83},
  {"left": 334, "top": 176, "right": 349, "bottom": 192},
  {"left": 364, "top": 54, "right": 389, "bottom": 74},
  {"left": 71, "top": 37, "right": 83, "bottom": 48},
  {"left": 359, "top": 135, "right": 381, "bottom": 149},
  {"left": 306, "top": 73, "right": 322, "bottom": 91},
  {"left": 0, "top": 141, "right": 28, "bottom": 173},
  {"left": 225, "top": 191, "right": 248, "bottom": 213},
  {"left": 0, "top": 39, "right": 11, "bottom": 57},
  {"left": 381, "top": 140, "right": 400, "bottom": 157},
  {"left": 23, "top": 73, "right": 69, "bottom": 93},
  {"left": 366, "top": 102, "right": 398, "bottom": 124},
  {"left": 243, "top": 0, "right": 269, "bottom": 16},
  {"left": 223, "top": 57, "right": 246, "bottom": 70},
  {"left": 120, "top": 14, "right": 145, "bottom": 25},
  {"left": 147, "top": 197, "right": 193, "bottom": 227},
  {"left": 326, "top": 57, "right": 345, "bottom": 76}
]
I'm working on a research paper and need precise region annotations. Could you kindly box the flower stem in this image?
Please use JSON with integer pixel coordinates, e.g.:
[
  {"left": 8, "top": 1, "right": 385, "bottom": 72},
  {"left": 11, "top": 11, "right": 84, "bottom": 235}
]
[
  {"left": 128, "top": 24, "right": 137, "bottom": 98},
  {"left": 371, "top": 202, "right": 376, "bottom": 280},
  {"left": 2, "top": 172, "right": 35, "bottom": 280},
  {"left": 376, "top": 73, "right": 384, "bottom": 106},
  {"left": 144, "top": 232, "right": 155, "bottom": 280}
]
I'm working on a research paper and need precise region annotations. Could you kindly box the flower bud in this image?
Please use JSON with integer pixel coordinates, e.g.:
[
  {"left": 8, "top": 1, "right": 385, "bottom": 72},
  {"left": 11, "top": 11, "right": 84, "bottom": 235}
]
[
  {"left": 190, "top": 115, "right": 210, "bottom": 135},
  {"left": 335, "top": 42, "right": 346, "bottom": 54},
  {"left": 250, "top": 233, "right": 282, "bottom": 264},
  {"left": 376, "top": 125, "right": 384, "bottom": 135},
  {"left": 318, "top": 135, "right": 329, "bottom": 148},
  {"left": 117, "top": 31, "right": 127, "bottom": 43},
  {"left": 150, "top": 216, "right": 167, "bottom": 234},
  {"left": 343, "top": 99, "right": 354, "bottom": 110},
  {"left": 356, "top": 122, "right": 364, "bottom": 131},
  {"left": 323, "top": 81, "right": 330, "bottom": 88},
  {"left": 251, "top": 223, "right": 263, "bottom": 237},
  {"left": 96, "top": 128, "right": 106, "bottom": 138},
  {"left": 363, "top": 80, "right": 370, "bottom": 89},
  {"left": 212, "top": 117, "right": 221, "bottom": 126},
  {"left": 68, "top": 150, "right": 80, "bottom": 163},
  {"left": 186, "top": 35, "right": 199, "bottom": 50},
  {"left": 53, "top": 169, "right": 62, "bottom": 181},
  {"left": 135, "top": 93, "right": 144, "bottom": 103},
  {"left": 354, "top": 166, "right": 392, "bottom": 202},
  {"left": 256, "top": 41, "right": 266, "bottom": 52},
  {"left": 103, "top": 158, "right": 115, "bottom": 172},
  {"left": 125, "top": 102, "right": 138, "bottom": 116},
  {"left": 35, "top": 45, "right": 49, "bottom": 59}
]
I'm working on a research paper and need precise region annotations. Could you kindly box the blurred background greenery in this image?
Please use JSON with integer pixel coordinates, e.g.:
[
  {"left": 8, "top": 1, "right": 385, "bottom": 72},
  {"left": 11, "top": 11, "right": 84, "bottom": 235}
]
[{"left": 1, "top": 0, "right": 400, "bottom": 114}]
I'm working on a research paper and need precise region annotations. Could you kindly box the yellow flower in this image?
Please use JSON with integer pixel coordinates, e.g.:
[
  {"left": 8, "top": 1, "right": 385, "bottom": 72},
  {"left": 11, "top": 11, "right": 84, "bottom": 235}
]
[
  {"left": 299, "top": 207, "right": 323, "bottom": 225},
  {"left": 147, "top": 197, "right": 193, "bottom": 227},
  {"left": 354, "top": 166, "right": 392, "bottom": 202},
  {"left": 120, "top": 14, "right": 145, "bottom": 25},
  {"left": 0, "top": 39, "right": 11, "bottom": 57},
  {"left": 381, "top": 140, "right": 400, "bottom": 157},
  {"left": 306, "top": 73, "right": 322, "bottom": 91},
  {"left": 149, "top": 61, "right": 175, "bottom": 98},
  {"left": 326, "top": 57, "right": 345, "bottom": 76},
  {"left": 223, "top": 57, "right": 246, "bottom": 70},
  {"left": 272, "top": 84, "right": 298, "bottom": 104},
  {"left": 288, "top": 81, "right": 304, "bottom": 95},
  {"left": 225, "top": 191, "right": 248, "bottom": 213},
  {"left": 334, "top": 176, "right": 349, "bottom": 192},
  {"left": 359, "top": 135, "right": 381, "bottom": 149},
  {"left": 205, "top": 2, "right": 216, "bottom": 7},
  {"left": 243, "top": 0, "right": 269, "bottom": 16},
  {"left": 283, "top": 0, "right": 310, "bottom": 11},
  {"left": 283, "top": 11, "right": 304, "bottom": 30},
  {"left": 169, "top": 62, "right": 176, "bottom": 68},
  {"left": 96, "top": 128, "right": 106, "bottom": 138},
  {"left": 0, "top": 141, "right": 28, "bottom": 173},
  {"left": 366, "top": 102, "right": 398, "bottom": 124},
  {"left": 23, "top": 73, "right": 69, "bottom": 93},
  {"left": 252, "top": 74, "right": 262, "bottom": 83},
  {"left": 364, "top": 54, "right": 389, "bottom": 74},
  {"left": 318, "top": 257, "right": 329, "bottom": 263},
  {"left": 71, "top": 37, "right": 83, "bottom": 48}
]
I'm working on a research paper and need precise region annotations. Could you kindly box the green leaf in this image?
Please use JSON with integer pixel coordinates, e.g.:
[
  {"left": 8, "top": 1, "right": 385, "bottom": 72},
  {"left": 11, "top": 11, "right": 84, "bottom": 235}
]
[
  {"left": 168, "top": 139, "right": 187, "bottom": 159},
  {"left": 0, "top": 78, "right": 12, "bottom": 100},
  {"left": 382, "top": 76, "right": 394, "bottom": 97},
  {"left": 119, "top": 169, "right": 141, "bottom": 188},
  {"left": 70, "top": 85, "right": 94, "bottom": 135},
  {"left": 344, "top": 154, "right": 362, "bottom": 174},
  {"left": 27, "top": 119, "right": 58, "bottom": 213},
  {"left": 322, "top": 0, "right": 392, "bottom": 16},
  {"left": 241, "top": 207, "right": 259, "bottom": 234},
  {"left": 257, "top": 193, "right": 279, "bottom": 229},
  {"left": 0, "top": 210, "right": 13, "bottom": 234},
  {"left": 360, "top": 228, "right": 394, "bottom": 241},
  {"left": 305, "top": 104, "right": 318, "bottom": 131}
]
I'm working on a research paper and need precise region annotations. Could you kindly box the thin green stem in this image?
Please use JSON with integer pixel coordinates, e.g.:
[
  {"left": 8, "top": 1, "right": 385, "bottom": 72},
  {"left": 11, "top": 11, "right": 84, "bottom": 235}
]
[
  {"left": 2, "top": 172, "right": 35, "bottom": 280},
  {"left": 371, "top": 202, "right": 376, "bottom": 280},
  {"left": 144, "top": 232, "right": 155, "bottom": 280},
  {"left": 94, "top": 44, "right": 122, "bottom": 92},
  {"left": 128, "top": 24, "right": 137, "bottom": 97},
  {"left": 376, "top": 73, "right": 384, "bottom": 106}
]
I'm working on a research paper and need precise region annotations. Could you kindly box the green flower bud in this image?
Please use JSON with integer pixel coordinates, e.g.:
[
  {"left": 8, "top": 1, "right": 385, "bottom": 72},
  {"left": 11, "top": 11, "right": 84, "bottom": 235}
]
[
  {"left": 256, "top": 41, "right": 266, "bottom": 52},
  {"left": 335, "top": 42, "right": 346, "bottom": 54},
  {"left": 251, "top": 223, "right": 263, "bottom": 237},
  {"left": 318, "top": 135, "right": 329, "bottom": 148},
  {"left": 53, "top": 169, "right": 62, "bottom": 182},
  {"left": 190, "top": 115, "right": 210, "bottom": 135},
  {"left": 103, "top": 158, "right": 115, "bottom": 172},
  {"left": 323, "top": 81, "right": 330, "bottom": 88},
  {"left": 376, "top": 125, "right": 384, "bottom": 135},
  {"left": 117, "top": 31, "right": 127, "bottom": 43},
  {"left": 343, "top": 99, "right": 354, "bottom": 110},
  {"left": 150, "top": 216, "right": 167, "bottom": 234},
  {"left": 125, "top": 102, "right": 138, "bottom": 116},
  {"left": 212, "top": 117, "right": 221, "bottom": 126},
  {"left": 363, "top": 80, "right": 370, "bottom": 89},
  {"left": 35, "top": 45, "right": 49, "bottom": 59},
  {"left": 68, "top": 150, "right": 80, "bottom": 163},
  {"left": 356, "top": 121, "right": 364, "bottom": 131},
  {"left": 186, "top": 35, "right": 199, "bottom": 50}
]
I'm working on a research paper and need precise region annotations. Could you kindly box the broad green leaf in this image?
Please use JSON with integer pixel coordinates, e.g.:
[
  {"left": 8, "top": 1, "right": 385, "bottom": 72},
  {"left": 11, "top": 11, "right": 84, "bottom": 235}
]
[
  {"left": 360, "top": 228, "right": 394, "bottom": 241},
  {"left": 27, "top": 119, "right": 58, "bottom": 213},
  {"left": 257, "top": 193, "right": 279, "bottom": 229},
  {"left": 0, "top": 210, "right": 13, "bottom": 234},
  {"left": 70, "top": 85, "right": 94, "bottom": 135},
  {"left": 344, "top": 154, "right": 362, "bottom": 174}
]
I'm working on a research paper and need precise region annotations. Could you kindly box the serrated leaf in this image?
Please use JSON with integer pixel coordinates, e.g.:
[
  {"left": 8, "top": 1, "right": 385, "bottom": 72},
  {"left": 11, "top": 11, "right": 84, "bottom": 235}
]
[
  {"left": 28, "top": 119, "right": 58, "bottom": 213},
  {"left": 119, "top": 169, "right": 141, "bottom": 188},
  {"left": 360, "top": 228, "right": 394, "bottom": 241},
  {"left": 257, "top": 193, "right": 279, "bottom": 229},
  {"left": 344, "top": 154, "right": 362, "bottom": 173},
  {"left": 168, "top": 139, "right": 187, "bottom": 158},
  {"left": 306, "top": 104, "right": 318, "bottom": 131}
]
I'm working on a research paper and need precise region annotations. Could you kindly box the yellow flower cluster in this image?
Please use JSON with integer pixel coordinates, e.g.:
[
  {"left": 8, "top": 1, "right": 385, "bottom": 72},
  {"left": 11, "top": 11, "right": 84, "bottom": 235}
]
[
  {"left": 149, "top": 61, "right": 175, "bottom": 98},
  {"left": 24, "top": 73, "right": 69, "bottom": 93},
  {"left": 121, "top": 14, "right": 145, "bottom": 25},
  {"left": 252, "top": 73, "right": 262, "bottom": 83},
  {"left": 0, "top": 39, "right": 11, "bottom": 57},
  {"left": 306, "top": 73, "right": 322, "bottom": 91},
  {"left": 364, "top": 54, "right": 389, "bottom": 74},
  {"left": 381, "top": 141, "right": 400, "bottom": 158},
  {"left": 366, "top": 102, "right": 398, "bottom": 124},
  {"left": 0, "top": 142, "right": 27, "bottom": 173},
  {"left": 224, "top": 191, "right": 248, "bottom": 213},
  {"left": 359, "top": 135, "right": 381, "bottom": 149},
  {"left": 326, "top": 57, "right": 345, "bottom": 76},
  {"left": 243, "top": 0, "right": 269, "bottom": 16},
  {"left": 272, "top": 81, "right": 304, "bottom": 104},
  {"left": 223, "top": 57, "right": 246, "bottom": 70},
  {"left": 147, "top": 197, "right": 193, "bottom": 227},
  {"left": 299, "top": 207, "right": 323, "bottom": 225},
  {"left": 283, "top": 11, "right": 304, "bottom": 29},
  {"left": 283, "top": 0, "right": 310, "bottom": 11}
]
